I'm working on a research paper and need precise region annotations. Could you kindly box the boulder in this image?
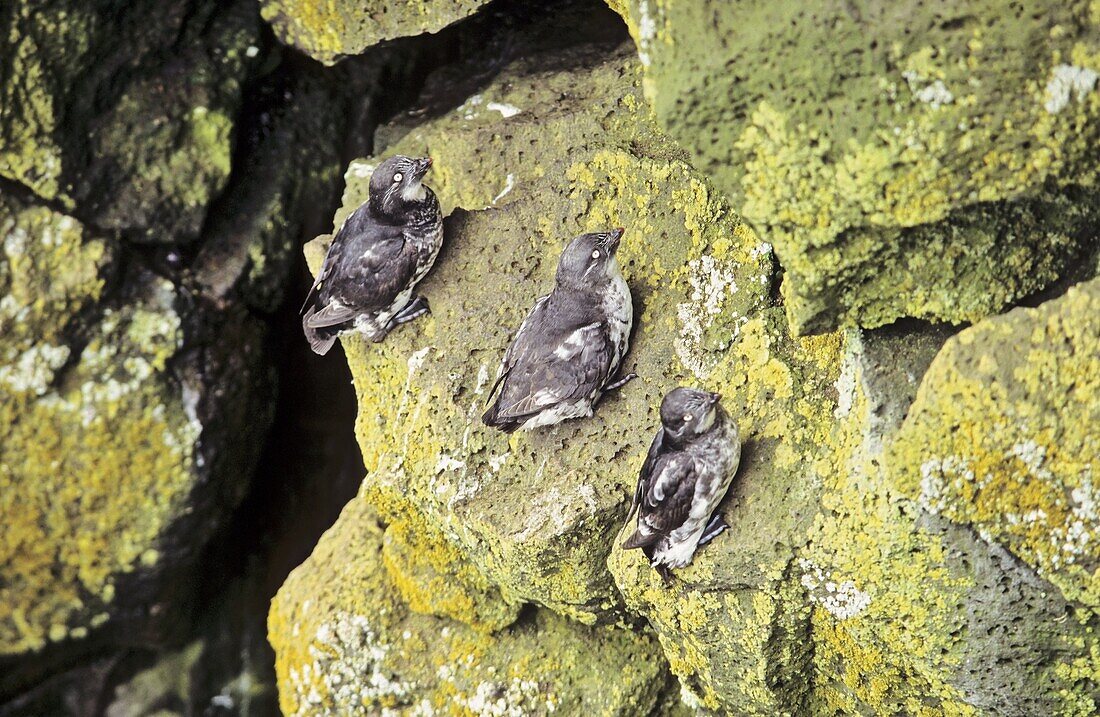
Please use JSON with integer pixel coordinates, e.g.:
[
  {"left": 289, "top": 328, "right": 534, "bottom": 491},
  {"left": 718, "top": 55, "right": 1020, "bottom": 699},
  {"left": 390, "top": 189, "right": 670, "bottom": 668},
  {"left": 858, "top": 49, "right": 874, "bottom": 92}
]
[
  {"left": 0, "top": 0, "right": 260, "bottom": 242},
  {"left": 0, "top": 193, "right": 273, "bottom": 670},
  {"left": 260, "top": 0, "right": 491, "bottom": 65},
  {"left": 279, "top": 27, "right": 1100, "bottom": 714},
  {"left": 609, "top": 0, "right": 1100, "bottom": 333},
  {"left": 267, "top": 496, "right": 672, "bottom": 716}
]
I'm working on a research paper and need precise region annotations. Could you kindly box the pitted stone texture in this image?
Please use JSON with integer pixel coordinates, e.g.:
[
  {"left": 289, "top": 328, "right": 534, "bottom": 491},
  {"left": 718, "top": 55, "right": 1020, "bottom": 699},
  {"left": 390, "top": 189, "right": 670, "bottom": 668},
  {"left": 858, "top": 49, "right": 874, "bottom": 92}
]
[
  {"left": 268, "top": 496, "right": 671, "bottom": 716},
  {"left": 610, "top": 0, "right": 1100, "bottom": 333},
  {"left": 260, "top": 0, "right": 491, "bottom": 65}
]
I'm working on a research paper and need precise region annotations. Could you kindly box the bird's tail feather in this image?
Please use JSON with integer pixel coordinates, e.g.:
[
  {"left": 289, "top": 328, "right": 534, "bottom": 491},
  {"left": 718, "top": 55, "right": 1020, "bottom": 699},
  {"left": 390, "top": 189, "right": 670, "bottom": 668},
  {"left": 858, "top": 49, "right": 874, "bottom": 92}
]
[
  {"left": 622, "top": 527, "right": 660, "bottom": 550},
  {"left": 302, "top": 306, "right": 338, "bottom": 356},
  {"left": 481, "top": 402, "right": 521, "bottom": 432}
]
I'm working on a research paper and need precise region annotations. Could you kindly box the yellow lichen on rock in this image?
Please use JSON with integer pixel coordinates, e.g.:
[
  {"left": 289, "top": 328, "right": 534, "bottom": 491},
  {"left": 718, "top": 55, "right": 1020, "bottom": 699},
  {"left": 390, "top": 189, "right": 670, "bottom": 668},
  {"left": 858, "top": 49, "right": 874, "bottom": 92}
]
[
  {"left": 890, "top": 278, "right": 1100, "bottom": 609},
  {"left": 0, "top": 290, "right": 200, "bottom": 654},
  {"left": 268, "top": 491, "right": 670, "bottom": 716}
]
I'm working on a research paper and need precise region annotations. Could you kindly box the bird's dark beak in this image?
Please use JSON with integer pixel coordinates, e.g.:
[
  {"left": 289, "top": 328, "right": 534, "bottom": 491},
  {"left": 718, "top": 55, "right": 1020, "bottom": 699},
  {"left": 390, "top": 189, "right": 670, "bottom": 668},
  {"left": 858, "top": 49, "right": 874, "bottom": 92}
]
[
  {"left": 413, "top": 156, "right": 433, "bottom": 178},
  {"left": 604, "top": 227, "right": 625, "bottom": 253},
  {"left": 707, "top": 392, "right": 721, "bottom": 405}
]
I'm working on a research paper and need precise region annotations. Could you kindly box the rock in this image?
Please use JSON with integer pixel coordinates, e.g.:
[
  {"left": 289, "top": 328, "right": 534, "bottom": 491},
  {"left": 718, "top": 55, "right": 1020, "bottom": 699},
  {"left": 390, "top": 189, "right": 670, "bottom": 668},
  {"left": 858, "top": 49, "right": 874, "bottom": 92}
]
[
  {"left": 890, "top": 281, "right": 1099, "bottom": 609},
  {"left": 608, "top": 0, "right": 1100, "bottom": 334},
  {"left": 794, "top": 312, "right": 1099, "bottom": 717},
  {"left": 0, "top": 197, "right": 272, "bottom": 684},
  {"left": 286, "top": 24, "right": 1100, "bottom": 712},
  {"left": 882, "top": 279, "right": 1100, "bottom": 715},
  {"left": 268, "top": 496, "right": 671, "bottom": 716},
  {"left": 192, "top": 61, "right": 347, "bottom": 313},
  {"left": 260, "top": 0, "right": 491, "bottom": 65},
  {"left": 303, "top": 40, "right": 773, "bottom": 627},
  {"left": 0, "top": 0, "right": 260, "bottom": 243}
]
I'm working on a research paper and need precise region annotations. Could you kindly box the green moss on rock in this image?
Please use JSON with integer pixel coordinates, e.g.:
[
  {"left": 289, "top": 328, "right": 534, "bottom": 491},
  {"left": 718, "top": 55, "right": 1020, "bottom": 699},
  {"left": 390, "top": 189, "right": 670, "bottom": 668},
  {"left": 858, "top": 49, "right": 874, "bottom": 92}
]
[
  {"left": 0, "top": 194, "right": 113, "bottom": 363},
  {"left": 610, "top": 0, "right": 1100, "bottom": 333},
  {"left": 889, "top": 278, "right": 1100, "bottom": 609},
  {"left": 268, "top": 495, "right": 669, "bottom": 716},
  {"left": 285, "top": 25, "right": 1100, "bottom": 717},
  {"left": 309, "top": 43, "right": 773, "bottom": 626},
  {"left": 0, "top": 194, "right": 273, "bottom": 660},
  {"left": 0, "top": 282, "right": 201, "bottom": 654},
  {"left": 0, "top": 0, "right": 259, "bottom": 242},
  {"left": 260, "top": 0, "right": 491, "bottom": 65}
]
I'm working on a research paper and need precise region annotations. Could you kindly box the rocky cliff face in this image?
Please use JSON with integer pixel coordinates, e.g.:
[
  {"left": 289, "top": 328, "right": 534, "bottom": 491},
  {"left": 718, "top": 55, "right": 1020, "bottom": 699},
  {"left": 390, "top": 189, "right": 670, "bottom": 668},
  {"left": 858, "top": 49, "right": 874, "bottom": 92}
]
[
  {"left": 2, "top": 0, "right": 1098, "bottom": 715},
  {"left": 266, "top": 1, "right": 1100, "bottom": 715},
  {"left": 0, "top": 0, "right": 360, "bottom": 709}
]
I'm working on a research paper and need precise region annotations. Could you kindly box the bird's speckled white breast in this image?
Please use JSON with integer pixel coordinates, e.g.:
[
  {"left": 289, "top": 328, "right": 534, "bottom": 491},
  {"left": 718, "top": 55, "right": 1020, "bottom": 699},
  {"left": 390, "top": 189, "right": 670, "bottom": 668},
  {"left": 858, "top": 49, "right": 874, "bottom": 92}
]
[{"left": 604, "top": 257, "right": 633, "bottom": 367}]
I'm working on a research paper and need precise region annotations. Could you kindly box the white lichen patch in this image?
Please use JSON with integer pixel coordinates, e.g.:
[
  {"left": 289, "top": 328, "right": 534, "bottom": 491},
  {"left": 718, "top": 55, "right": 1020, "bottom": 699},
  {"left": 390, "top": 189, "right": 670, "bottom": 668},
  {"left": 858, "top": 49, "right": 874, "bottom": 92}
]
[
  {"left": 457, "top": 94, "right": 485, "bottom": 120},
  {"left": 435, "top": 454, "right": 467, "bottom": 473},
  {"left": 900, "top": 69, "right": 955, "bottom": 109},
  {"left": 1048, "top": 465, "right": 1099, "bottom": 568},
  {"left": 488, "top": 452, "right": 510, "bottom": 472},
  {"left": 486, "top": 102, "right": 521, "bottom": 119},
  {"left": 1044, "top": 64, "right": 1099, "bottom": 114},
  {"left": 918, "top": 455, "right": 977, "bottom": 515},
  {"left": 799, "top": 558, "right": 872, "bottom": 620},
  {"left": 902, "top": 70, "right": 954, "bottom": 108},
  {"left": 0, "top": 343, "right": 70, "bottom": 395},
  {"left": 453, "top": 679, "right": 553, "bottom": 717},
  {"left": 679, "top": 682, "right": 705, "bottom": 711},
  {"left": 635, "top": 0, "right": 657, "bottom": 68},
  {"left": 833, "top": 344, "right": 860, "bottom": 419},
  {"left": 513, "top": 484, "right": 599, "bottom": 541},
  {"left": 287, "top": 612, "right": 412, "bottom": 716},
  {"left": 1011, "top": 439, "right": 1053, "bottom": 481},
  {"left": 675, "top": 254, "right": 742, "bottom": 379},
  {"left": 347, "top": 160, "right": 376, "bottom": 179}
]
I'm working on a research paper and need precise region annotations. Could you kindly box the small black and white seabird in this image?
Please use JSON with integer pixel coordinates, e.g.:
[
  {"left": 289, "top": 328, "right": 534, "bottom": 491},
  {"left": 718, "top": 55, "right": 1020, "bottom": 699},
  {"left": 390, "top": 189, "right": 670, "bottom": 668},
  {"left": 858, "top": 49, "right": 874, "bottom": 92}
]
[
  {"left": 482, "top": 228, "right": 635, "bottom": 432},
  {"left": 301, "top": 155, "right": 443, "bottom": 355},
  {"left": 622, "top": 387, "right": 741, "bottom": 580}
]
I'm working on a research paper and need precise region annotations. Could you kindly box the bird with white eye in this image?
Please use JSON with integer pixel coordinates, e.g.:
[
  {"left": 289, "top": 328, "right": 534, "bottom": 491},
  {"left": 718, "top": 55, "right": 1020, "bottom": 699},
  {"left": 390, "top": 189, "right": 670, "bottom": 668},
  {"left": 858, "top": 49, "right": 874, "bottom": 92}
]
[
  {"left": 482, "top": 228, "right": 635, "bottom": 432},
  {"left": 301, "top": 155, "right": 442, "bottom": 354},
  {"left": 622, "top": 387, "right": 741, "bottom": 581}
]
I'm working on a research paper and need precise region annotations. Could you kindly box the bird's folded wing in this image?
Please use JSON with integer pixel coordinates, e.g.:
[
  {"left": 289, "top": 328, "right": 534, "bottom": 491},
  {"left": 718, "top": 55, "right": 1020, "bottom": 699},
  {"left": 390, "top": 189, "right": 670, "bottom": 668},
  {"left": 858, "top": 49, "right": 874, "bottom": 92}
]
[
  {"left": 626, "top": 430, "right": 665, "bottom": 524},
  {"left": 299, "top": 235, "right": 344, "bottom": 314},
  {"left": 639, "top": 454, "right": 697, "bottom": 534},
  {"left": 496, "top": 321, "right": 610, "bottom": 418},
  {"left": 488, "top": 295, "right": 549, "bottom": 400},
  {"left": 304, "top": 302, "right": 358, "bottom": 329}
]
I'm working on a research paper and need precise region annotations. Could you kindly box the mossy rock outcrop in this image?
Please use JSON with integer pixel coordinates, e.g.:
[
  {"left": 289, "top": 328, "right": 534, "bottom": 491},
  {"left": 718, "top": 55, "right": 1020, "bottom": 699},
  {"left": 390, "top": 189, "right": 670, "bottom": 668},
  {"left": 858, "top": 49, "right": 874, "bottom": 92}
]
[
  {"left": 303, "top": 39, "right": 774, "bottom": 625},
  {"left": 260, "top": 0, "right": 491, "bottom": 65},
  {"left": 274, "top": 27, "right": 1100, "bottom": 714},
  {"left": 268, "top": 495, "right": 671, "bottom": 716},
  {"left": 0, "top": 0, "right": 259, "bottom": 242},
  {"left": 0, "top": 1, "right": 351, "bottom": 694},
  {"left": 0, "top": 193, "right": 274, "bottom": 674},
  {"left": 609, "top": 0, "right": 1100, "bottom": 334}
]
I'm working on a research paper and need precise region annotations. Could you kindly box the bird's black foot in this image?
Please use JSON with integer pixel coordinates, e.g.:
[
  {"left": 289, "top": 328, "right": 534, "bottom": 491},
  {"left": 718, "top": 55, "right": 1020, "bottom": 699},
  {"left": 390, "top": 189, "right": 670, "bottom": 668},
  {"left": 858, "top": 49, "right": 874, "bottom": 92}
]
[
  {"left": 382, "top": 295, "right": 431, "bottom": 338},
  {"left": 655, "top": 563, "right": 674, "bottom": 584},
  {"left": 604, "top": 372, "right": 638, "bottom": 393},
  {"left": 698, "top": 512, "right": 729, "bottom": 548},
  {"left": 394, "top": 295, "right": 430, "bottom": 325}
]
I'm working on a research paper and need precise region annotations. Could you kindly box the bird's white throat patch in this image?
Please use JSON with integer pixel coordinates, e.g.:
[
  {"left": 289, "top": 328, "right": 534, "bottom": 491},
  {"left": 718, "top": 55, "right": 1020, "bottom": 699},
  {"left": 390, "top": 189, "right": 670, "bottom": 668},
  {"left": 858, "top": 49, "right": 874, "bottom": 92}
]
[{"left": 402, "top": 180, "right": 427, "bottom": 203}]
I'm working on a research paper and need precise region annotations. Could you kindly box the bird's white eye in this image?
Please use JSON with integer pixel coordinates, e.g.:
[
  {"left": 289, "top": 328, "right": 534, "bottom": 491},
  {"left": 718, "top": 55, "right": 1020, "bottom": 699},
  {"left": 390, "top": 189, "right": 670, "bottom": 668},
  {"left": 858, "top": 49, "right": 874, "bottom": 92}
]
[
  {"left": 683, "top": 414, "right": 693, "bottom": 422},
  {"left": 591, "top": 250, "right": 601, "bottom": 259},
  {"left": 393, "top": 172, "right": 403, "bottom": 183}
]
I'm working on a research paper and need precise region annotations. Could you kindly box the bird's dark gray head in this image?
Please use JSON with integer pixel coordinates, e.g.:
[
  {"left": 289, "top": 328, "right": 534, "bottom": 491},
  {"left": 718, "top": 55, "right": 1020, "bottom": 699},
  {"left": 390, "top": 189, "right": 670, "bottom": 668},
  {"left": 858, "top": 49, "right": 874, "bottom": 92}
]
[
  {"left": 660, "top": 387, "right": 722, "bottom": 443},
  {"left": 368, "top": 155, "right": 434, "bottom": 220},
  {"left": 554, "top": 228, "right": 625, "bottom": 289}
]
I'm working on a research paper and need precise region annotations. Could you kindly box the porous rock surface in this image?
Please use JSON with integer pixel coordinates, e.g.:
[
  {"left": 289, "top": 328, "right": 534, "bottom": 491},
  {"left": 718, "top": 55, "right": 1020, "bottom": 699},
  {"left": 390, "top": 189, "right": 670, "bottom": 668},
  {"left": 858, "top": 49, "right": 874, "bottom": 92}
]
[
  {"left": 609, "top": 0, "right": 1100, "bottom": 334},
  {"left": 270, "top": 20, "right": 1100, "bottom": 716}
]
